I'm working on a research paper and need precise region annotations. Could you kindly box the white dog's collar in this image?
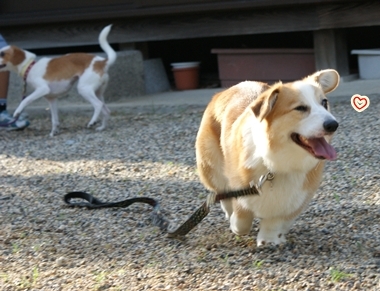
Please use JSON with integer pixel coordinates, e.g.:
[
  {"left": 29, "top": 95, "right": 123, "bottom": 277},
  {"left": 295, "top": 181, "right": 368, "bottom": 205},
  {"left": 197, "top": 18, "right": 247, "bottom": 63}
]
[
  {"left": 19, "top": 59, "right": 36, "bottom": 99},
  {"left": 19, "top": 59, "right": 36, "bottom": 80}
]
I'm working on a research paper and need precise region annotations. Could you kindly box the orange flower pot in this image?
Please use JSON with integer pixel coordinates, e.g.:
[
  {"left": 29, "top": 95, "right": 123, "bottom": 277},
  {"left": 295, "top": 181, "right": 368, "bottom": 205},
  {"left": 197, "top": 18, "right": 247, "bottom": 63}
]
[{"left": 171, "top": 62, "right": 200, "bottom": 90}]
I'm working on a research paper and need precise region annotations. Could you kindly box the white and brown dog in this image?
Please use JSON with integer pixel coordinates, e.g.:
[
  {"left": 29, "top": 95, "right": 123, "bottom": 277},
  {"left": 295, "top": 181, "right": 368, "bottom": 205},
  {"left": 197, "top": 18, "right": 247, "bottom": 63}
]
[
  {"left": 196, "top": 69, "right": 339, "bottom": 246},
  {"left": 0, "top": 25, "right": 116, "bottom": 136}
]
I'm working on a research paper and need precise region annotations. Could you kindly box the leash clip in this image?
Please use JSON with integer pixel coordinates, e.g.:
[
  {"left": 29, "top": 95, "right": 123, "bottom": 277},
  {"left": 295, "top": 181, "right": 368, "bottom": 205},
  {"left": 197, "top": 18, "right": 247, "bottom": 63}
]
[{"left": 249, "top": 172, "right": 275, "bottom": 194}]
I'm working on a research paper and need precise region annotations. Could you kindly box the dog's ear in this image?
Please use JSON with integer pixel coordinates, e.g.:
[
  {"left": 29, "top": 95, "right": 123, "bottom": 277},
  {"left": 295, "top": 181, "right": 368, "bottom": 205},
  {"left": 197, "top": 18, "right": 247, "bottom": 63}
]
[
  {"left": 251, "top": 85, "right": 279, "bottom": 122},
  {"left": 9, "top": 46, "right": 27, "bottom": 66},
  {"left": 307, "top": 69, "right": 340, "bottom": 94}
]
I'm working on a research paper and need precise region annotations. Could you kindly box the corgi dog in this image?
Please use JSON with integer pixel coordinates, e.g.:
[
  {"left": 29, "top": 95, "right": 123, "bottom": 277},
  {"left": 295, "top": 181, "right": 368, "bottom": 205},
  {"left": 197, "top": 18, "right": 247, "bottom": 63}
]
[
  {"left": 0, "top": 25, "right": 116, "bottom": 136},
  {"left": 196, "top": 69, "right": 339, "bottom": 246}
]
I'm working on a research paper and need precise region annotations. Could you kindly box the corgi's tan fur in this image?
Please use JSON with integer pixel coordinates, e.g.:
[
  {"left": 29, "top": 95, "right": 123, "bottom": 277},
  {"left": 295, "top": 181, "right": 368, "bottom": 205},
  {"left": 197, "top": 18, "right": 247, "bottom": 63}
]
[{"left": 196, "top": 70, "right": 340, "bottom": 246}]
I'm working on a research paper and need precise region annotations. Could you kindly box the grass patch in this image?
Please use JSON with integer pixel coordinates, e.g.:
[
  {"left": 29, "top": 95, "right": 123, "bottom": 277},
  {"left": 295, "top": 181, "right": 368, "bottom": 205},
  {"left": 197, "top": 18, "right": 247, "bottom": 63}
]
[
  {"left": 0, "top": 273, "right": 9, "bottom": 283},
  {"left": 333, "top": 193, "right": 340, "bottom": 202},
  {"left": 329, "top": 268, "right": 352, "bottom": 282},
  {"left": 252, "top": 260, "right": 264, "bottom": 269},
  {"left": 94, "top": 271, "right": 108, "bottom": 290},
  {"left": 11, "top": 242, "right": 20, "bottom": 254}
]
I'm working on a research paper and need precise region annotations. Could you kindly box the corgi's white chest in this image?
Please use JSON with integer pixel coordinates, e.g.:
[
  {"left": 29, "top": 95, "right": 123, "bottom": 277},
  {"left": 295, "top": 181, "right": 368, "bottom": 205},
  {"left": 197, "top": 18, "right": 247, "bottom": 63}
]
[{"left": 240, "top": 173, "right": 308, "bottom": 218}]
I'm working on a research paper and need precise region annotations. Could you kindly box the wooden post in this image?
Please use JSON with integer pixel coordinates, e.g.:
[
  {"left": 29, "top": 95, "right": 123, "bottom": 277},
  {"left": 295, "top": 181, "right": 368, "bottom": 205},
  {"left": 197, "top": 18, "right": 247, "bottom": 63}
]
[{"left": 313, "top": 29, "right": 349, "bottom": 76}]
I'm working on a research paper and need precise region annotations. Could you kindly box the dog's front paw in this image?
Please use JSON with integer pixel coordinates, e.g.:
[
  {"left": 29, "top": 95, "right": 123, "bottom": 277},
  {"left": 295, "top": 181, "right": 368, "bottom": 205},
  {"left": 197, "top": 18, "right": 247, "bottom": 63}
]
[
  {"left": 257, "top": 232, "right": 286, "bottom": 247},
  {"left": 230, "top": 212, "right": 253, "bottom": 236},
  {"left": 13, "top": 110, "right": 21, "bottom": 118},
  {"left": 50, "top": 129, "right": 59, "bottom": 137},
  {"left": 96, "top": 125, "right": 105, "bottom": 131},
  {"left": 87, "top": 121, "right": 98, "bottom": 128}
]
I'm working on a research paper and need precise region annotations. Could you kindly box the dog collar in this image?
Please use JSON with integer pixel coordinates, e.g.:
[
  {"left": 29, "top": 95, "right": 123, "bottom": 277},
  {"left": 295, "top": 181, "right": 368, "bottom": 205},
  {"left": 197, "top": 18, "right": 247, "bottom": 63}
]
[
  {"left": 20, "top": 60, "right": 36, "bottom": 99},
  {"left": 208, "top": 171, "right": 275, "bottom": 206},
  {"left": 19, "top": 59, "right": 36, "bottom": 81}
]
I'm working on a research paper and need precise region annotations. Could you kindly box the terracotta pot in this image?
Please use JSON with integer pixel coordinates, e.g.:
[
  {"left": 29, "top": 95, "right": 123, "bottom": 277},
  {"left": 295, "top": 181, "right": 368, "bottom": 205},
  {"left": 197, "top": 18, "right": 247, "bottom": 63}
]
[{"left": 171, "top": 62, "right": 200, "bottom": 90}]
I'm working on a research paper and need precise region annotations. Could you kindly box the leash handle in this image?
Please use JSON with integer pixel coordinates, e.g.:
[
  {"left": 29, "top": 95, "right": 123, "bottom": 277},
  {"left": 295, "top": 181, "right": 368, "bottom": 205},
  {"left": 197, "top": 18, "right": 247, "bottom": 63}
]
[
  {"left": 63, "top": 191, "right": 104, "bottom": 207},
  {"left": 64, "top": 191, "right": 159, "bottom": 208},
  {"left": 63, "top": 191, "right": 169, "bottom": 231},
  {"left": 0, "top": 116, "right": 20, "bottom": 128}
]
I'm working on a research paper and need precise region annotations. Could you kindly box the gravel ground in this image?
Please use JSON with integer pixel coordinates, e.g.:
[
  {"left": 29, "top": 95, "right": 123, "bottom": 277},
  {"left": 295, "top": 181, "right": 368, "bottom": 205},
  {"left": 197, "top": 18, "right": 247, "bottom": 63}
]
[{"left": 0, "top": 98, "right": 379, "bottom": 291}]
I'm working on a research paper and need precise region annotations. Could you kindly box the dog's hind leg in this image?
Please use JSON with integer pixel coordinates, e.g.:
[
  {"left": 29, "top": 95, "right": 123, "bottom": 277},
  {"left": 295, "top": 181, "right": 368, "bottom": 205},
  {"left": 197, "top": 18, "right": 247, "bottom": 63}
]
[
  {"left": 77, "top": 86, "right": 104, "bottom": 128},
  {"left": 230, "top": 202, "right": 254, "bottom": 235},
  {"left": 46, "top": 97, "right": 60, "bottom": 137},
  {"left": 94, "top": 78, "right": 110, "bottom": 131},
  {"left": 220, "top": 200, "right": 233, "bottom": 220},
  {"left": 97, "top": 75, "right": 110, "bottom": 114},
  {"left": 196, "top": 114, "right": 232, "bottom": 218}
]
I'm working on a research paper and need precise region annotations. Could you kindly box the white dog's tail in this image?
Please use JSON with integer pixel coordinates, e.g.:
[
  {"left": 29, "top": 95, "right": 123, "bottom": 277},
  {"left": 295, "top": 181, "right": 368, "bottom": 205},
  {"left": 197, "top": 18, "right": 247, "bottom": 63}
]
[{"left": 99, "top": 24, "right": 117, "bottom": 67}]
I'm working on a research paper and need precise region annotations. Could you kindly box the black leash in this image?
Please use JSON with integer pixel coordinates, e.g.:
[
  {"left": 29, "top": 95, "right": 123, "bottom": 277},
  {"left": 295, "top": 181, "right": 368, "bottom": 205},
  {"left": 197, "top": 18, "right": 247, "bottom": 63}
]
[
  {"left": 63, "top": 186, "right": 260, "bottom": 238},
  {"left": 0, "top": 116, "right": 20, "bottom": 128}
]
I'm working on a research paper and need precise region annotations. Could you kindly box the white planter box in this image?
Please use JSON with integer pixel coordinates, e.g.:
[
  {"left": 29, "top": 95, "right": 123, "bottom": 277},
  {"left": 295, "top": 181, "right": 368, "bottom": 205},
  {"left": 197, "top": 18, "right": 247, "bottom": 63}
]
[{"left": 351, "top": 49, "right": 380, "bottom": 79}]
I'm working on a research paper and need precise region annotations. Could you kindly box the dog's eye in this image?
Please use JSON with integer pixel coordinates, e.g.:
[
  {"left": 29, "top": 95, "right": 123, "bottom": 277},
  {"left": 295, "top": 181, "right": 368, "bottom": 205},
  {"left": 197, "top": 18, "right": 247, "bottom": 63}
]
[
  {"left": 322, "top": 99, "right": 328, "bottom": 109},
  {"left": 0, "top": 52, "right": 4, "bottom": 57},
  {"left": 294, "top": 105, "right": 308, "bottom": 112}
]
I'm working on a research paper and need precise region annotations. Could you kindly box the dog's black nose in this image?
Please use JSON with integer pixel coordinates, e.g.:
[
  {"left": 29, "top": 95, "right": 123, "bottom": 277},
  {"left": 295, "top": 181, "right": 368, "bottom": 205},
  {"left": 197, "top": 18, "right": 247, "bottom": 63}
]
[{"left": 323, "top": 119, "right": 339, "bottom": 133}]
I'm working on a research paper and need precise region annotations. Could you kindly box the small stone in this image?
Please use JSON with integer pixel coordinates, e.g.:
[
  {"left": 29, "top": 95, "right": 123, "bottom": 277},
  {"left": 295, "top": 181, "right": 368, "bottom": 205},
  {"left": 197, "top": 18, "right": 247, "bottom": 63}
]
[
  {"left": 55, "top": 257, "right": 67, "bottom": 267},
  {"left": 321, "top": 228, "right": 330, "bottom": 235},
  {"left": 352, "top": 281, "right": 361, "bottom": 289}
]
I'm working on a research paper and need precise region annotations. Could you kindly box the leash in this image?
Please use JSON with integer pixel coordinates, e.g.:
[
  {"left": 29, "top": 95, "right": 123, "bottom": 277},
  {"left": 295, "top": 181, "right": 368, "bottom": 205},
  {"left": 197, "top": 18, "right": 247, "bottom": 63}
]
[
  {"left": 63, "top": 172, "right": 274, "bottom": 238},
  {"left": 0, "top": 116, "right": 20, "bottom": 128}
]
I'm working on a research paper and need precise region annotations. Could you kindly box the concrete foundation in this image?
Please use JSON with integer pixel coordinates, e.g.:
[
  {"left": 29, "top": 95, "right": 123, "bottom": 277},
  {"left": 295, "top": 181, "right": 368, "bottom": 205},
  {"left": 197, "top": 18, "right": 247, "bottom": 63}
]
[{"left": 143, "top": 58, "right": 171, "bottom": 94}]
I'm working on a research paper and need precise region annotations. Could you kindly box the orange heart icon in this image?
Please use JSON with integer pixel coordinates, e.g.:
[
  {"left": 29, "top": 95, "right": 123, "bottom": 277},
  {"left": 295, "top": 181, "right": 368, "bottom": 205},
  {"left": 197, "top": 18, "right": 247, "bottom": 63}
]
[{"left": 351, "top": 94, "right": 370, "bottom": 112}]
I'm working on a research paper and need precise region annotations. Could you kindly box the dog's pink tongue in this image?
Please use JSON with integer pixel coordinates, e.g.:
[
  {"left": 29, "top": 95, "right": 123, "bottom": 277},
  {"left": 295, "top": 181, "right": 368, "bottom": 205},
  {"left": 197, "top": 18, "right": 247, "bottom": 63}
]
[{"left": 307, "top": 137, "right": 337, "bottom": 160}]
